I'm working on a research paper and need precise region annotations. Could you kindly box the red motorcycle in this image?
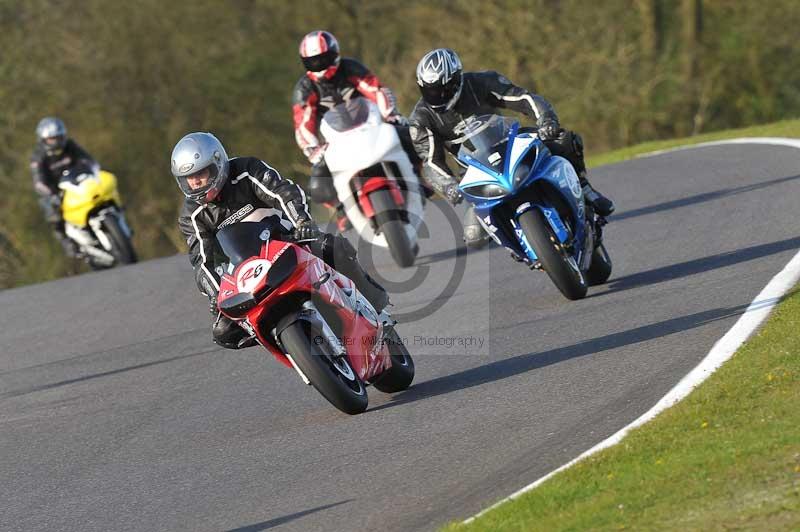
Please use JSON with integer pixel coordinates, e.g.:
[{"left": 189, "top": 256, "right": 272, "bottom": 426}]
[{"left": 215, "top": 220, "right": 414, "bottom": 414}]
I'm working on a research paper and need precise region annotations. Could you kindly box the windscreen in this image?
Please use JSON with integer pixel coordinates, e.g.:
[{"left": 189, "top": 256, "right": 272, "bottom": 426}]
[
  {"left": 455, "top": 115, "right": 517, "bottom": 171},
  {"left": 322, "top": 98, "right": 371, "bottom": 132},
  {"left": 216, "top": 220, "right": 280, "bottom": 266}
]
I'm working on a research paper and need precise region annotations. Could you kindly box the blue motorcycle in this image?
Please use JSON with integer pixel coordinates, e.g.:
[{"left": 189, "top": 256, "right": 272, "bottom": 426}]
[{"left": 456, "top": 115, "right": 612, "bottom": 300}]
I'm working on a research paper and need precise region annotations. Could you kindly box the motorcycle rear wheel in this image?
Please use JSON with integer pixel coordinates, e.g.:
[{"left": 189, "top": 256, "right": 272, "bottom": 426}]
[
  {"left": 279, "top": 321, "right": 368, "bottom": 415},
  {"left": 371, "top": 189, "right": 415, "bottom": 268},
  {"left": 587, "top": 242, "right": 613, "bottom": 286},
  {"left": 518, "top": 209, "right": 588, "bottom": 300},
  {"left": 372, "top": 327, "right": 415, "bottom": 393}
]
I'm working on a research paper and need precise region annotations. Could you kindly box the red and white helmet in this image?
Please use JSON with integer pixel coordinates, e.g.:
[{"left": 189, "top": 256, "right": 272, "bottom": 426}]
[{"left": 299, "top": 30, "right": 341, "bottom": 81}]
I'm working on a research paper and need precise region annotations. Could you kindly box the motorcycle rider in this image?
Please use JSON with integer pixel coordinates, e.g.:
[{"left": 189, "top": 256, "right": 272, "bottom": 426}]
[
  {"left": 409, "top": 48, "right": 615, "bottom": 248},
  {"left": 30, "top": 117, "right": 99, "bottom": 257},
  {"left": 172, "top": 132, "right": 389, "bottom": 349},
  {"left": 292, "top": 30, "right": 420, "bottom": 232}
]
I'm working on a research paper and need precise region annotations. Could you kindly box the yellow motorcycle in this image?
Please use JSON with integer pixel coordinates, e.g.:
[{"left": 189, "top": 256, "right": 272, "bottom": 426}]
[{"left": 58, "top": 164, "right": 137, "bottom": 269}]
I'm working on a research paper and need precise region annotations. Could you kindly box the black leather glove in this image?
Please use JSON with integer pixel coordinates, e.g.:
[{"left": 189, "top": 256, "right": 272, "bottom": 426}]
[
  {"left": 294, "top": 220, "right": 322, "bottom": 241},
  {"left": 538, "top": 121, "right": 562, "bottom": 141},
  {"left": 443, "top": 183, "right": 463, "bottom": 205}
]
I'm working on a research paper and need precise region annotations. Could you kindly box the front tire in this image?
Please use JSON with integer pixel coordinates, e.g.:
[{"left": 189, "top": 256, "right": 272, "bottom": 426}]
[
  {"left": 518, "top": 209, "right": 588, "bottom": 300},
  {"left": 371, "top": 189, "right": 415, "bottom": 268},
  {"left": 372, "top": 327, "right": 415, "bottom": 393},
  {"left": 101, "top": 215, "right": 137, "bottom": 265},
  {"left": 279, "top": 321, "right": 368, "bottom": 415}
]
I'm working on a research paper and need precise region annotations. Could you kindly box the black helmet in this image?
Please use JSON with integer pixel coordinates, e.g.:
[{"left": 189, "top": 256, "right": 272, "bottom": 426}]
[
  {"left": 299, "top": 30, "right": 341, "bottom": 81},
  {"left": 416, "top": 48, "right": 463, "bottom": 113},
  {"left": 36, "top": 117, "right": 68, "bottom": 156}
]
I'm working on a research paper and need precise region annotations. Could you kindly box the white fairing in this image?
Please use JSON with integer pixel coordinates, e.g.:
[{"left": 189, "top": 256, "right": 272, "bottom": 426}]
[{"left": 320, "top": 100, "right": 423, "bottom": 247}]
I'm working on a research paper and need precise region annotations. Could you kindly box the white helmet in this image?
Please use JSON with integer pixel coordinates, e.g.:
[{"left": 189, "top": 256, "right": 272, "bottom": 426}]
[{"left": 171, "top": 132, "right": 229, "bottom": 203}]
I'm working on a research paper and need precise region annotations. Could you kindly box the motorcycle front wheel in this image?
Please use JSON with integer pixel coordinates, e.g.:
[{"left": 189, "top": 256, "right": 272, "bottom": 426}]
[
  {"left": 279, "top": 321, "right": 368, "bottom": 415},
  {"left": 371, "top": 189, "right": 416, "bottom": 268},
  {"left": 518, "top": 209, "right": 588, "bottom": 300},
  {"left": 101, "top": 215, "right": 137, "bottom": 265}
]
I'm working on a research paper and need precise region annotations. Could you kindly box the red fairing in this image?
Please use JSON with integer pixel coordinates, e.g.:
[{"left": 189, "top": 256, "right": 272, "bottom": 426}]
[
  {"left": 217, "top": 239, "right": 391, "bottom": 380},
  {"left": 357, "top": 177, "right": 405, "bottom": 219}
]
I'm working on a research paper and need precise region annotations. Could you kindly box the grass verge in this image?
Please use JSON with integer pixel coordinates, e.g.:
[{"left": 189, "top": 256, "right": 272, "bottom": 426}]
[
  {"left": 587, "top": 118, "right": 800, "bottom": 168},
  {"left": 446, "top": 288, "right": 800, "bottom": 531},
  {"left": 445, "top": 122, "right": 800, "bottom": 531}
]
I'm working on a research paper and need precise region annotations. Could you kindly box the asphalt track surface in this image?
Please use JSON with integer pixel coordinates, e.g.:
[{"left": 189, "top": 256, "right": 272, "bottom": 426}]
[{"left": 2, "top": 143, "right": 800, "bottom": 532}]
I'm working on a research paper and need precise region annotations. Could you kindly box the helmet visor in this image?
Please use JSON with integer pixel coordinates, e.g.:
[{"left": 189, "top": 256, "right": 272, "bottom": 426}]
[
  {"left": 176, "top": 165, "right": 219, "bottom": 200},
  {"left": 419, "top": 72, "right": 462, "bottom": 109},
  {"left": 302, "top": 50, "right": 339, "bottom": 73},
  {"left": 42, "top": 135, "right": 66, "bottom": 153}
]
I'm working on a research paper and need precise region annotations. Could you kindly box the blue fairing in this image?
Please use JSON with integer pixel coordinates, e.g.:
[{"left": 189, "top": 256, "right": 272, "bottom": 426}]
[{"left": 457, "top": 115, "right": 587, "bottom": 265}]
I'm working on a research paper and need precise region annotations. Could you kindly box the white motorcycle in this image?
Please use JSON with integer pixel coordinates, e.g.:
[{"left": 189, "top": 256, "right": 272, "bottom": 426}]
[{"left": 319, "top": 98, "right": 424, "bottom": 268}]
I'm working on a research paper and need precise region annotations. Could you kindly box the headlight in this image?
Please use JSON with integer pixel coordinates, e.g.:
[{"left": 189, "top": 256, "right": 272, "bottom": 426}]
[{"left": 463, "top": 184, "right": 508, "bottom": 198}]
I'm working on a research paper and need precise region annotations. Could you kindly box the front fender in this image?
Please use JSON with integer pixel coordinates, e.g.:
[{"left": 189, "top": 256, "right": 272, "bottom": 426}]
[{"left": 515, "top": 202, "right": 570, "bottom": 244}]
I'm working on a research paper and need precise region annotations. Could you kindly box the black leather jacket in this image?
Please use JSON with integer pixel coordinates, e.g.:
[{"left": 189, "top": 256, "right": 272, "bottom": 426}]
[
  {"left": 408, "top": 71, "right": 558, "bottom": 193},
  {"left": 178, "top": 157, "right": 312, "bottom": 298},
  {"left": 30, "top": 139, "right": 96, "bottom": 197}
]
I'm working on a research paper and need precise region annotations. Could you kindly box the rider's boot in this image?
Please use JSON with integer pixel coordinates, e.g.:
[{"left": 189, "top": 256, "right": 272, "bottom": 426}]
[
  {"left": 52, "top": 223, "right": 78, "bottom": 258},
  {"left": 462, "top": 205, "right": 492, "bottom": 249},
  {"left": 579, "top": 172, "right": 615, "bottom": 216}
]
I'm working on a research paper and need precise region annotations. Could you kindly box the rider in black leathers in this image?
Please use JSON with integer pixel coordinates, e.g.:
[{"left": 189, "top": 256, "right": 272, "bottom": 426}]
[
  {"left": 408, "top": 48, "right": 614, "bottom": 248},
  {"left": 30, "top": 117, "right": 98, "bottom": 257},
  {"left": 172, "top": 132, "right": 389, "bottom": 349}
]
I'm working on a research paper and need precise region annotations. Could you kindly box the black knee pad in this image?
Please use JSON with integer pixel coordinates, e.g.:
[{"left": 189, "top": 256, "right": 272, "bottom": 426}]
[{"left": 306, "top": 171, "right": 337, "bottom": 204}]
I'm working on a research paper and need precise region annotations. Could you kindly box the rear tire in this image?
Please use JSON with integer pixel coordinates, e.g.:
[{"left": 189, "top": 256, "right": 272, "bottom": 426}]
[
  {"left": 372, "top": 327, "right": 415, "bottom": 393},
  {"left": 518, "top": 209, "right": 587, "bottom": 300},
  {"left": 101, "top": 215, "right": 137, "bottom": 265},
  {"left": 279, "top": 321, "right": 368, "bottom": 415},
  {"left": 371, "top": 189, "right": 415, "bottom": 268},
  {"left": 587, "top": 242, "right": 612, "bottom": 286}
]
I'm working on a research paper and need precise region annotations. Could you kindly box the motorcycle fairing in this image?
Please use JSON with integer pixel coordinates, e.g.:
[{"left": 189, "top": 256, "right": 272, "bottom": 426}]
[
  {"left": 458, "top": 120, "right": 588, "bottom": 265},
  {"left": 217, "top": 239, "right": 392, "bottom": 381}
]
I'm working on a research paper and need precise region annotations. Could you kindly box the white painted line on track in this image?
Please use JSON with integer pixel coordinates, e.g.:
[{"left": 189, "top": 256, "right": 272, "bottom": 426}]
[{"left": 465, "top": 138, "right": 800, "bottom": 524}]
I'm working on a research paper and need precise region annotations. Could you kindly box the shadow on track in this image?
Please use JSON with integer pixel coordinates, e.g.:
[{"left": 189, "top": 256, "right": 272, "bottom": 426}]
[
  {"left": 611, "top": 173, "right": 800, "bottom": 222},
  {"left": 0, "top": 348, "right": 219, "bottom": 400},
  {"left": 369, "top": 303, "right": 751, "bottom": 412},
  {"left": 224, "top": 500, "right": 351, "bottom": 532},
  {"left": 603, "top": 235, "right": 800, "bottom": 294}
]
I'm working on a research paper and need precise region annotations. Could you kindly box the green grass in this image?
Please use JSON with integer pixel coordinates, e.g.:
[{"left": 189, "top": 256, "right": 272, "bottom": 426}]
[
  {"left": 445, "top": 121, "right": 800, "bottom": 531},
  {"left": 587, "top": 118, "right": 800, "bottom": 168},
  {"left": 446, "top": 288, "right": 800, "bottom": 531}
]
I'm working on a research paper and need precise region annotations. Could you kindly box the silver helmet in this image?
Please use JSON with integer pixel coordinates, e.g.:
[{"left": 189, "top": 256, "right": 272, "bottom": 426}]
[
  {"left": 171, "top": 132, "right": 229, "bottom": 203},
  {"left": 36, "top": 117, "right": 68, "bottom": 156},
  {"left": 415, "top": 48, "right": 463, "bottom": 113}
]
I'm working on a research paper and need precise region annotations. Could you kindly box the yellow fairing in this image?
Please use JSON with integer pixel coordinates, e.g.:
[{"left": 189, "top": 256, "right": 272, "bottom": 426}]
[{"left": 61, "top": 171, "right": 123, "bottom": 227}]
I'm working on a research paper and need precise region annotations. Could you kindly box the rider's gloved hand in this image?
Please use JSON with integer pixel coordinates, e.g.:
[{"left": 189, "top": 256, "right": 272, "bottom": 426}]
[
  {"left": 295, "top": 220, "right": 322, "bottom": 241},
  {"left": 443, "top": 183, "right": 463, "bottom": 205},
  {"left": 537, "top": 121, "right": 562, "bottom": 141},
  {"left": 384, "top": 113, "right": 409, "bottom": 127},
  {"left": 305, "top": 144, "right": 328, "bottom": 165}
]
